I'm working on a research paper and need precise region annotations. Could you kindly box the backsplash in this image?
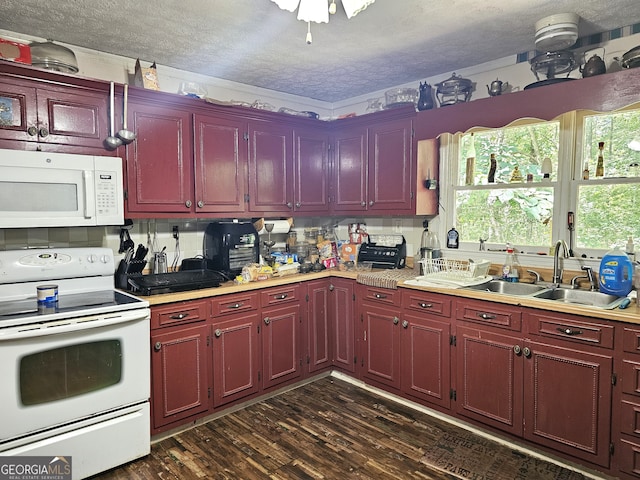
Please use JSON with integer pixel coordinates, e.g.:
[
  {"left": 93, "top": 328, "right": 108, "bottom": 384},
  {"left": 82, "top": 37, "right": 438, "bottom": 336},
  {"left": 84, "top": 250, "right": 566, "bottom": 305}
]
[{"left": 0, "top": 216, "right": 428, "bottom": 265}]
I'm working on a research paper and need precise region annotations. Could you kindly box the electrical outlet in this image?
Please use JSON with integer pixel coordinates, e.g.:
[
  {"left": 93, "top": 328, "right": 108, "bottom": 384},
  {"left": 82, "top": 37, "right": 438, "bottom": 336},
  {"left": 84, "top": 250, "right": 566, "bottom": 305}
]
[
  {"left": 393, "top": 219, "right": 402, "bottom": 233},
  {"left": 172, "top": 226, "right": 179, "bottom": 239}
]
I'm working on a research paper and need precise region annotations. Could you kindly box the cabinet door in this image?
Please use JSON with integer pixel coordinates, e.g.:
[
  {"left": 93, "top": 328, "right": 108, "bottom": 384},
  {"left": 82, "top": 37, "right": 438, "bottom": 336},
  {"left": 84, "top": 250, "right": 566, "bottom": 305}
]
[
  {"left": 194, "top": 113, "right": 248, "bottom": 214},
  {"left": 151, "top": 324, "right": 209, "bottom": 429},
  {"left": 293, "top": 128, "right": 329, "bottom": 213},
  {"left": 306, "top": 279, "right": 331, "bottom": 374},
  {"left": 247, "top": 121, "right": 293, "bottom": 214},
  {"left": 332, "top": 126, "right": 367, "bottom": 213},
  {"left": 367, "top": 117, "right": 413, "bottom": 213},
  {"left": 524, "top": 340, "right": 613, "bottom": 467},
  {"left": 0, "top": 79, "right": 108, "bottom": 149},
  {"left": 125, "top": 101, "right": 193, "bottom": 214},
  {"left": 455, "top": 325, "right": 524, "bottom": 436},
  {"left": 330, "top": 278, "right": 355, "bottom": 373},
  {"left": 37, "top": 87, "right": 109, "bottom": 148},
  {"left": 261, "top": 303, "right": 302, "bottom": 390},
  {"left": 360, "top": 302, "right": 401, "bottom": 390},
  {"left": 212, "top": 312, "right": 260, "bottom": 408},
  {"left": 401, "top": 311, "right": 451, "bottom": 409}
]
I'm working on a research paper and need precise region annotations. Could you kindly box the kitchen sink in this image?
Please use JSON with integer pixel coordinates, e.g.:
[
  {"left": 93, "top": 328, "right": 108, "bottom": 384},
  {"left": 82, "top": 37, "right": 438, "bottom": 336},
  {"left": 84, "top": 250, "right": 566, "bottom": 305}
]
[
  {"left": 465, "top": 280, "right": 548, "bottom": 296},
  {"left": 531, "top": 287, "right": 625, "bottom": 309}
]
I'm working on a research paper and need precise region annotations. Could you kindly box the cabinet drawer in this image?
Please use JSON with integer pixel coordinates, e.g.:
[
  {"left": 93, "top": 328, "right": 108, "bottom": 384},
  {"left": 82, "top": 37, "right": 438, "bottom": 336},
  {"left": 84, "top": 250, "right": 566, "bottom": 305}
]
[
  {"left": 618, "top": 438, "right": 640, "bottom": 477},
  {"left": 621, "top": 400, "right": 640, "bottom": 438},
  {"left": 360, "top": 285, "right": 401, "bottom": 307},
  {"left": 260, "top": 284, "right": 301, "bottom": 308},
  {"left": 623, "top": 360, "right": 640, "bottom": 397},
  {"left": 151, "top": 300, "right": 208, "bottom": 330},
  {"left": 456, "top": 298, "right": 521, "bottom": 331},
  {"left": 403, "top": 290, "right": 451, "bottom": 318},
  {"left": 624, "top": 327, "right": 640, "bottom": 356},
  {"left": 524, "top": 310, "right": 614, "bottom": 349},
  {"left": 211, "top": 292, "right": 259, "bottom": 317}
]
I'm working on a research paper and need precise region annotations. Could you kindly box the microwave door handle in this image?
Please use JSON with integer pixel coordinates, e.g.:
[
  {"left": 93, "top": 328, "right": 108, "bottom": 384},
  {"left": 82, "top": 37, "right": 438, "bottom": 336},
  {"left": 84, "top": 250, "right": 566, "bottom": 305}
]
[{"left": 83, "top": 170, "right": 95, "bottom": 219}]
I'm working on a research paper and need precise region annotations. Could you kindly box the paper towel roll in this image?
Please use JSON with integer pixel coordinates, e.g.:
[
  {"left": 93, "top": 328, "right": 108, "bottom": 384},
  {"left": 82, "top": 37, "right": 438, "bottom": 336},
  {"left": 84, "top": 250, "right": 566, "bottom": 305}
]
[{"left": 256, "top": 219, "right": 291, "bottom": 235}]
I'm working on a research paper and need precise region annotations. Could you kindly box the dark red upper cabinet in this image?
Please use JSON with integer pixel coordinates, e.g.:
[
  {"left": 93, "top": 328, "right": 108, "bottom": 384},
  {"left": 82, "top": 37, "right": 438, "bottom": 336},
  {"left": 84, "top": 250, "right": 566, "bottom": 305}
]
[
  {"left": 194, "top": 113, "right": 248, "bottom": 214},
  {"left": 331, "top": 125, "right": 368, "bottom": 213},
  {"left": 0, "top": 75, "right": 109, "bottom": 151},
  {"left": 125, "top": 100, "right": 194, "bottom": 215},
  {"left": 247, "top": 120, "right": 293, "bottom": 215},
  {"left": 293, "top": 128, "right": 329, "bottom": 213}
]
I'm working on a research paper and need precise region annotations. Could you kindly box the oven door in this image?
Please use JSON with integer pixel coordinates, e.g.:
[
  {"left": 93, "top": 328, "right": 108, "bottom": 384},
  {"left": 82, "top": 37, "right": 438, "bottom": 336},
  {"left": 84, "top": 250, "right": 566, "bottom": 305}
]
[{"left": 0, "top": 308, "right": 149, "bottom": 443}]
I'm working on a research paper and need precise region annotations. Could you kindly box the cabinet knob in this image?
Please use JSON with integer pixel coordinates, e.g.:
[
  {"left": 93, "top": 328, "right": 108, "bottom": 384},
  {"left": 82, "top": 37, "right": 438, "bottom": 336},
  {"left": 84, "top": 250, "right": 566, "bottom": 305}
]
[
  {"left": 369, "top": 200, "right": 374, "bottom": 206},
  {"left": 264, "top": 317, "right": 271, "bottom": 325},
  {"left": 214, "top": 329, "right": 222, "bottom": 338},
  {"left": 197, "top": 200, "right": 204, "bottom": 208},
  {"left": 393, "top": 316, "right": 399, "bottom": 325},
  {"left": 360, "top": 201, "right": 366, "bottom": 207},
  {"left": 523, "top": 347, "right": 532, "bottom": 358},
  {"left": 38, "top": 126, "right": 49, "bottom": 138},
  {"left": 154, "top": 342, "right": 162, "bottom": 352},
  {"left": 286, "top": 202, "right": 293, "bottom": 209},
  {"left": 295, "top": 201, "right": 301, "bottom": 208},
  {"left": 329, "top": 284, "right": 334, "bottom": 291},
  {"left": 185, "top": 200, "right": 192, "bottom": 208},
  {"left": 513, "top": 345, "right": 522, "bottom": 355},
  {"left": 402, "top": 320, "right": 409, "bottom": 329},
  {"left": 27, "top": 126, "right": 38, "bottom": 136}
]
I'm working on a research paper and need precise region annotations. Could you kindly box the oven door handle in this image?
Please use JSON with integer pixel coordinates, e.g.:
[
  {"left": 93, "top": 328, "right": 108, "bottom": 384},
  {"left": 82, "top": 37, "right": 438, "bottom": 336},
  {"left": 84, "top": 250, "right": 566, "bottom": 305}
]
[{"left": 0, "top": 310, "right": 149, "bottom": 341}]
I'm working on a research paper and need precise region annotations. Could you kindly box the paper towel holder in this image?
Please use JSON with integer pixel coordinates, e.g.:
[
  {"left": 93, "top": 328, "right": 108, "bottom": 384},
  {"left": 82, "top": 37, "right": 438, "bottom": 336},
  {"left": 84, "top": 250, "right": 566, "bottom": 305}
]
[{"left": 253, "top": 217, "right": 293, "bottom": 235}]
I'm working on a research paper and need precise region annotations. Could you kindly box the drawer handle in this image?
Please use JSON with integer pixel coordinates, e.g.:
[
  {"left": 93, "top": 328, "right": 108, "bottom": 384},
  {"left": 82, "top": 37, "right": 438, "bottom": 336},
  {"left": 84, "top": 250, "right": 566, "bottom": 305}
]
[
  {"left": 477, "top": 312, "right": 496, "bottom": 320},
  {"left": 557, "top": 327, "right": 583, "bottom": 336},
  {"left": 169, "top": 312, "right": 189, "bottom": 320},
  {"left": 419, "top": 302, "right": 433, "bottom": 309},
  {"left": 374, "top": 293, "right": 387, "bottom": 299},
  {"left": 214, "top": 329, "right": 222, "bottom": 338},
  {"left": 227, "top": 302, "right": 244, "bottom": 309},
  {"left": 274, "top": 293, "right": 288, "bottom": 300}
]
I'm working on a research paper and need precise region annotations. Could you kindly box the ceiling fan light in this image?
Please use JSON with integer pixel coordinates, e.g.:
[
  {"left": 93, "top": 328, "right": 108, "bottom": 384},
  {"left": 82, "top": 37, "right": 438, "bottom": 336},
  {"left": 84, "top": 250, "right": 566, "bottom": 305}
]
[
  {"left": 297, "top": 0, "right": 329, "bottom": 23},
  {"left": 329, "top": 1, "right": 337, "bottom": 15},
  {"left": 342, "top": 0, "right": 375, "bottom": 19},
  {"left": 270, "top": 0, "right": 301, "bottom": 13}
]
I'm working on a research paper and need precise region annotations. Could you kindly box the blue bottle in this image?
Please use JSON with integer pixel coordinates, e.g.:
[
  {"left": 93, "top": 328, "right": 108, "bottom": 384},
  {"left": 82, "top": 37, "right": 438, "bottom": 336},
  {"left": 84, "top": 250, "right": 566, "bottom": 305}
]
[{"left": 599, "top": 247, "right": 634, "bottom": 296}]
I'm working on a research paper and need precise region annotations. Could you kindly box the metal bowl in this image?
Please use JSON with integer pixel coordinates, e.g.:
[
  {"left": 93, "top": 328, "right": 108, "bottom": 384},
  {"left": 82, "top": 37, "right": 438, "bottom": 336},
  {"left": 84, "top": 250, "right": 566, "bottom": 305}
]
[{"left": 29, "top": 41, "right": 78, "bottom": 74}]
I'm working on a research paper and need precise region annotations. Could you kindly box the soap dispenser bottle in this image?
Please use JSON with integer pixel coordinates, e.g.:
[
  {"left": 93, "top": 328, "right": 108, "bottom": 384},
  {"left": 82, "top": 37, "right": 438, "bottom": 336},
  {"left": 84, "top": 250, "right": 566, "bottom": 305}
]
[{"left": 502, "top": 243, "right": 520, "bottom": 282}]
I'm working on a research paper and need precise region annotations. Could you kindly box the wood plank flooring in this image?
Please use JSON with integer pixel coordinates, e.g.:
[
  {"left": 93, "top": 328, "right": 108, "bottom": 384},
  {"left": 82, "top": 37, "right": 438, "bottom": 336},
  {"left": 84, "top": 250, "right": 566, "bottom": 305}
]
[{"left": 91, "top": 377, "right": 584, "bottom": 480}]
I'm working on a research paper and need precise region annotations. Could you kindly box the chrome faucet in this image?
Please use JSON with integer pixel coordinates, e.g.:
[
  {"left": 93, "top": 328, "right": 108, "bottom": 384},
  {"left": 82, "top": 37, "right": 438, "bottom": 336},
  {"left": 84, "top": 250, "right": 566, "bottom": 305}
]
[
  {"left": 571, "top": 266, "right": 598, "bottom": 291},
  {"left": 552, "top": 239, "right": 570, "bottom": 286}
]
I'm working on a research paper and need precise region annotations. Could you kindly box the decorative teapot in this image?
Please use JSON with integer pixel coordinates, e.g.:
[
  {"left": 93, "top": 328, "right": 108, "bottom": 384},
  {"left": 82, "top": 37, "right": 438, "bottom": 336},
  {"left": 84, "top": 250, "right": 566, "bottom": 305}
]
[
  {"left": 417, "top": 82, "right": 434, "bottom": 111},
  {"left": 580, "top": 49, "right": 606, "bottom": 78},
  {"left": 486, "top": 79, "right": 507, "bottom": 96}
]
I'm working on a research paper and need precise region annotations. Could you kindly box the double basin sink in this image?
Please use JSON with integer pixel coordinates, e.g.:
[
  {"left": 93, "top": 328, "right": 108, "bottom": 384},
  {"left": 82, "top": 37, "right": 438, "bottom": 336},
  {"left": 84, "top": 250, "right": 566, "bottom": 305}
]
[{"left": 465, "top": 280, "right": 626, "bottom": 309}]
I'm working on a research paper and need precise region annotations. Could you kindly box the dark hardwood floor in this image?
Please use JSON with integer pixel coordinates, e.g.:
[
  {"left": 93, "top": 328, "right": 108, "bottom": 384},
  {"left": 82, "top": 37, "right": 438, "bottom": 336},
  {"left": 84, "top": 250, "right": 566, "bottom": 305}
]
[{"left": 92, "top": 377, "right": 589, "bottom": 480}]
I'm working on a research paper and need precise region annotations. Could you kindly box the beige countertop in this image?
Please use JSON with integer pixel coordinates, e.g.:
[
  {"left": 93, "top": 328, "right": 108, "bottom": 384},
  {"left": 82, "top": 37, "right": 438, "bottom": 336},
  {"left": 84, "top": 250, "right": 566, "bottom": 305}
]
[{"left": 134, "top": 269, "right": 640, "bottom": 325}]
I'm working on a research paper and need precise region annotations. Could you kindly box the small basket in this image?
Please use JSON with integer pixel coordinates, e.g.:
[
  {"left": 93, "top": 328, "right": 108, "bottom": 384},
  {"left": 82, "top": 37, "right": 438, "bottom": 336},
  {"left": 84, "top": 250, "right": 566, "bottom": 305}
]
[{"left": 420, "top": 258, "right": 490, "bottom": 281}]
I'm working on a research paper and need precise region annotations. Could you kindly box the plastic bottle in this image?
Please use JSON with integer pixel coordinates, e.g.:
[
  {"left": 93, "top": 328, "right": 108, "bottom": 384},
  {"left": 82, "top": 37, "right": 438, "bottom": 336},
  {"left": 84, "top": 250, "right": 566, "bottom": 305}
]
[
  {"left": 501, "top": 244, "right": 520, "bottom": 282},
  {"left": 595, "top": 141, "right": 605, "bottom": 177},
  {"left": 599, "top": 247, "right": 633, "bottom": 296},
  {"left": 464, "top": 133, "right": 476, "bottom": 186},
  {"left": 626, "top": 236, "right": 635, "bottom": 262},
  {"left": 446, "top": 227, "right": 459, "bottom": 249},
  {"left": 488, "top": 153, "right": 497, "bottom": 183}
]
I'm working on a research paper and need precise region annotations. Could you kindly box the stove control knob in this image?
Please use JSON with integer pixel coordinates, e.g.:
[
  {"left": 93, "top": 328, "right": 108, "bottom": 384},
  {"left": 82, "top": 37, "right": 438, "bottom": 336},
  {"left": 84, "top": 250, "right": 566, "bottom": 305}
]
[
  {"left": 87, "top": 254, "right": 98, "bottom": 263},
  {"left": 100, "top": 255, "right": 110, "bottom": 264}
]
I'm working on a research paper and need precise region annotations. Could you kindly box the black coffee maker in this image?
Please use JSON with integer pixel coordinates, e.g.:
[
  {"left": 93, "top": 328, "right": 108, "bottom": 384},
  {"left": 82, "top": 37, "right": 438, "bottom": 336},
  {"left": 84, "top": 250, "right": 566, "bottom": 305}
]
[{"left": 204, "top": 221, "right": 260, "bottom": 277}]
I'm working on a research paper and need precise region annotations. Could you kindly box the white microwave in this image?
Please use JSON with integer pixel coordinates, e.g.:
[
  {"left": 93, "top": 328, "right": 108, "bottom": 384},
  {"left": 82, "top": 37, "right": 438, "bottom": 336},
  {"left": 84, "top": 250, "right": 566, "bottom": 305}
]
[{"left": 0, "top": 149, "right": 124, "bottom": 228}]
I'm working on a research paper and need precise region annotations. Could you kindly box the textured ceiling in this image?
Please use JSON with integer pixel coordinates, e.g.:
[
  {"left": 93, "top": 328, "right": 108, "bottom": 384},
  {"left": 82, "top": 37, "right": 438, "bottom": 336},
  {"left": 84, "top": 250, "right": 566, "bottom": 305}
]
[{"left": 1, "top": 0, "right": 639, "bottom": 102}]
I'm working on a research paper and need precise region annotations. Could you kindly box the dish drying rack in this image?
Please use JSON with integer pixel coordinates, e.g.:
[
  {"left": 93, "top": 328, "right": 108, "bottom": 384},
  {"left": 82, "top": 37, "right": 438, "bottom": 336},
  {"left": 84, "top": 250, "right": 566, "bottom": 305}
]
[{"left": 419, "top": 258, "right": 491, "bottom": 283}]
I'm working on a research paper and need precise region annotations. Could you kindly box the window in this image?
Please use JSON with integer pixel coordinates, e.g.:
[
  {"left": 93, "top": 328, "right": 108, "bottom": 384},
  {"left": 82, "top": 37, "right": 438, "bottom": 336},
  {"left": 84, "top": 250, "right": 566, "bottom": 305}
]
[{"left": 442, "top": 107, "right": 640, "bottom": 256}]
